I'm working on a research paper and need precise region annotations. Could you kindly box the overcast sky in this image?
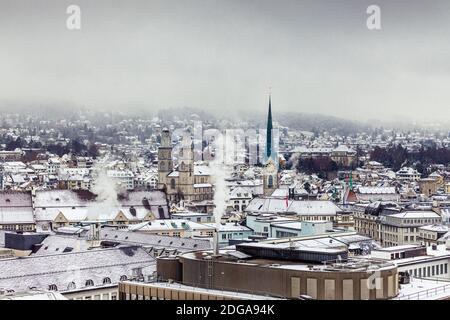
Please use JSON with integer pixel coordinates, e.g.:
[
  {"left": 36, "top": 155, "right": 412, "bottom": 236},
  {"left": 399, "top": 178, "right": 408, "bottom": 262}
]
[{"left": 1, "top": 0, "right": 450, "bottom": 122}]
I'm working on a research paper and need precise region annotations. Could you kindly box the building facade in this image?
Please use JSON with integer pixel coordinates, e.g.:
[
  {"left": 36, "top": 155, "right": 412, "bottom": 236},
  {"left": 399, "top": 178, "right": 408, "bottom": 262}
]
[
  {"left": 157, "top": 130, "right": 214, "bottom": 205},
  {"left": 380, "top": 211, "right": 442, "bottom": 247}
]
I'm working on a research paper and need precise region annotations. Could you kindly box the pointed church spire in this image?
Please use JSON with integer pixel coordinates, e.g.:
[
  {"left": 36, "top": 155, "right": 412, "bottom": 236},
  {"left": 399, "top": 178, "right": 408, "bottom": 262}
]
[
  {"left": 349, "top": 171, "right": 353, "bottom": 191},
  {"left": 266, "top": 93, "right": 273, "bottom": 160}
]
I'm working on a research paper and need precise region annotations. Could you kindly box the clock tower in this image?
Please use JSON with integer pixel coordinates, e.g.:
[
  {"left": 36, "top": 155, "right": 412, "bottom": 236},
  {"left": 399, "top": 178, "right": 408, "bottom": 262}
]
[{"left": 157, "top": 128, "right": 173, "bottom": 190}]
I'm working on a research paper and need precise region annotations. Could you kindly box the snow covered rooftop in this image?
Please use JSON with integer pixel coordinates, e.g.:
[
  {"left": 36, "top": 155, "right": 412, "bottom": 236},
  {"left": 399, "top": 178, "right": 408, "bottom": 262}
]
[
  {"left": 205, "top": 222, "right": 252, "bottom": 232},
  {"left": 194, "top": 166, "right": 210, "bottom": 176},
  {"left": 0, "top": 290, "right": 67, "bottom": 300},
  {"left": 128, "top": 281, "right": 282, "bottom": 300},
  {"left": 246, "top": 198, "right": 342, "bottom": 216},
  {"left": 0, "top": 246, "right": 155, "bottom": 293},
  {"left": 128, "top": 219, "right": 213, "bottom": 232},
  {"left": 33, "top": 190, "right": 90, "bottom": 208},
  {"left": 100, "top": 229, "right": 211, "bottom": 251},
  {"left": 193, "top": 183, "right": 212, "bottom": 188},
  {"left": 32, "top": 190, "right": 169, "bottom": 221},
  {"left": 357, "top": 186, "right": 396, "bottom": 194},
  {"left": 0, "top": 191, "right": 32, "bottom": 207},
  {"left": 389, "top": 211, "right": 441, "bottom": 219},
  {"left": 419, "top": 224, "right": 450, "bottom": 233},
  {"left": 0, "top": 206, "right": 34, "bottom": 224},
  {"left": 33, "top": 235, "right": 92, "bottom": 256},
  {"left": 394, "top": 278, "right": 450, "bottom": 300},
  {"left": 229, "top": 187, "right": 252, "bottom": 199},
  {"left": 333, "top": 145, "right": 356, "bottom": 153}
]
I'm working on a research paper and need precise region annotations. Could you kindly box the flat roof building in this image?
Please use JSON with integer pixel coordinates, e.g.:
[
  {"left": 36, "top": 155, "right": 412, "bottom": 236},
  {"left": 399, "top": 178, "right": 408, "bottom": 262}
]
[{"left": 155, "top": 234, "right": 398, "bottom": 300}]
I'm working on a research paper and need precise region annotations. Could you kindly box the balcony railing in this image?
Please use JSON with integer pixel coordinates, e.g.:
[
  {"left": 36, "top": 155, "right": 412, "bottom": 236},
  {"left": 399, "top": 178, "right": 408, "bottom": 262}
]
[{"left": 395, "top": 278, "right": 450, "bottom": 300}]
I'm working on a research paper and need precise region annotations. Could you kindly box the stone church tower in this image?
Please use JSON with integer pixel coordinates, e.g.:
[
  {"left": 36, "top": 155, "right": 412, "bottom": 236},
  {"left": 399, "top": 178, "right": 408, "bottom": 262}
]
[
  {"left": 263, "top": 158, "right": 278, "bottom": 196},
  {"left": 157, "top": 130, "right": 213, "bottom": 208},
  {"left": 157, "top": 128, "right": 173, "bottom": 190},
  {"left": 177, "top": 136, "right": 195, "bottom": 200}
]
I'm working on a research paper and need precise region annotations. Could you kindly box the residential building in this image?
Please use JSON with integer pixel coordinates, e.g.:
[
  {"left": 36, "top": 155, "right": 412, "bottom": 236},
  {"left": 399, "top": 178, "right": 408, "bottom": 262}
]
[
  {"left": 128, "top": 219, "right": 215, "bottom": 238},
  {"left": 107, "top": 170, "right": 135, "bottom": 190},
  {"left": 381, "top": 211, "right": 442, "bottom": 247},
  {"left": 228, "top": 187, "right": 252, "bottom": 212},
  {"left": 0, "top": 191, "right": 35, "bottom": 232},
  {"left": 396, "top": 167, "right": 421, "bottom": 182},
  {"left": 245, "top": 198, "right": 344, "bottom": 224},
  {"left": 170, "top": 211, "right": 214, "bottom": 223},
  {"left": 371, "top": 244, "right": 450, "bottom": 281},
  {"left": 418, "top": 225, "right": 450, "bottom": 247},
  {"left": 0, "top": 246, "right": 156, "bottom": 300},
  {"left": 204, "top": 222, "right": 253, "bottom": 246}
]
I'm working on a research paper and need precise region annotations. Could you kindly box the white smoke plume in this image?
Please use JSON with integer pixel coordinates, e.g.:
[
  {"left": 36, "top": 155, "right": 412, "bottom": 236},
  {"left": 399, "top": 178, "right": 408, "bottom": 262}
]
[
  {"left": 88, "top": 158, "right": 121, "bottom": 220},
  {"left": 209, "top": 133, "right": 233, "bottom": 226},
  {"left": 287, "top": 152, "right": 301, "bottom": 171}
]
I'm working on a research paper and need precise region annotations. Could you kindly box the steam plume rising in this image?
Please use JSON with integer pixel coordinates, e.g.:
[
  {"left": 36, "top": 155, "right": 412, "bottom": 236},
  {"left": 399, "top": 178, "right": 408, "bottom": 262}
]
[
  {"left": 210, "top": 133, "right": 232, "bottom": 226},
  {"left": 88, "top": 158, "right": 120, "bottom": 220}
]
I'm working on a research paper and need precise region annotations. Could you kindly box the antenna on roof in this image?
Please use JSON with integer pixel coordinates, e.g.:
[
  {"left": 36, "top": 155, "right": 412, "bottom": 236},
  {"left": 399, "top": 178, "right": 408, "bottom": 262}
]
[{"left": 289, "top": 238, "right": 295, "bottom": 249}]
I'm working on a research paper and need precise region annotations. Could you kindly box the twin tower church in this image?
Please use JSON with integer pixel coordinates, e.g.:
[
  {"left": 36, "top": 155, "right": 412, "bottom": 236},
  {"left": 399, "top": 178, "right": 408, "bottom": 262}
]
[{"left": 157, "top": 95, "right": 280, "bottom": 208}]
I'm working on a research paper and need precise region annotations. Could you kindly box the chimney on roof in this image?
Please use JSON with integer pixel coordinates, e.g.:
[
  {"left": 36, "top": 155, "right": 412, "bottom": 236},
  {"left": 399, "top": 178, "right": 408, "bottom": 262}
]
[
  {"left": 288, "top": 187, "right": 295, "bottom": 200},
  {"left": 88, "top": 223, "right": 101, "bottom": 249},
  {"left": 213, "top": 229, "right": 220, "bottom": 256}
]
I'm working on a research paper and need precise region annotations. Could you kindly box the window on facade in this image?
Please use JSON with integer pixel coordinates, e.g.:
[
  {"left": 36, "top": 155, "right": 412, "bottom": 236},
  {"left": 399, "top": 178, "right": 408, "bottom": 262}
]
[
  {"left": 170, "top": 179, "right": 176, "bottom": 189},
  {"left": 120, "top": 275, "right": 128, "bottom": 281},
  {"left": 103, "top": 277, "right": 112, "bottom": 285},
  {"left": 132, "top": 268, "right": 143, "bottom": 277},
  {"left": 67, "top": 282, "right": 76, "bottom": 290},
  {"left": 158, "top": 206, "right": 164, "bottom": 217},
  {"left": 268, "top": 175, "right": 273, "bottom": 188},
  {"left": 48, "top": 284, "right": 58, "bottom": 291},
  {"left": 85, "top": 279, "right": 94, "bottom": 287}
]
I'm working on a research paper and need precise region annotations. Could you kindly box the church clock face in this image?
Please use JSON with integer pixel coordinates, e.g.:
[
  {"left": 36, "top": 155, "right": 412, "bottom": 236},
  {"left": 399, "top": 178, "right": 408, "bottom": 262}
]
[{"left": 265, "top": 161, "right": 276, "bottom": 174}]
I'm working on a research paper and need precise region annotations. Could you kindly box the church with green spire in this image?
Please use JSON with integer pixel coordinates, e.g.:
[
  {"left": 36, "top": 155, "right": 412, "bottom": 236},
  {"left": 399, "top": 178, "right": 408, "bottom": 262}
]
[
  {"left": 263, "top": 94, "right": 279, "bottom": 196},
  {"left": 265, "top": 94, "right": 273, "bottom": 161},
  {"left": 264, "top": 94, "right": 278, "bottom": 165}
]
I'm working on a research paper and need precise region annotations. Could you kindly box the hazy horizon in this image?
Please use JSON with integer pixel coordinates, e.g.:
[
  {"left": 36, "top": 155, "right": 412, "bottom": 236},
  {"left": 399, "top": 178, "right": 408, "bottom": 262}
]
[{"left": 2, "top": 0, "right": 450, "bottom": 122}]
